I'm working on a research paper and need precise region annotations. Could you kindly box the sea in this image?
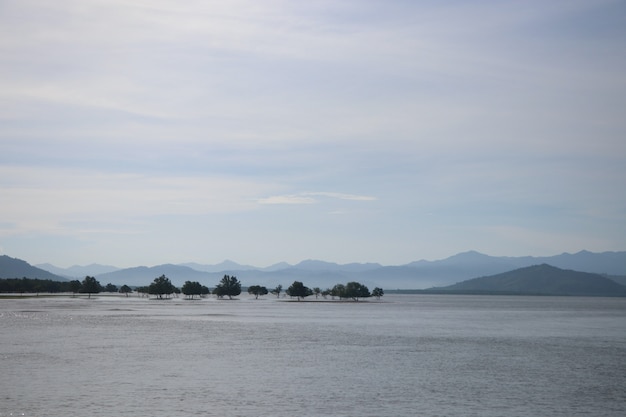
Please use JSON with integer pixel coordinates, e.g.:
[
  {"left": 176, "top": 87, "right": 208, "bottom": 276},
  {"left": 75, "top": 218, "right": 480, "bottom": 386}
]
[{"left": 1, "top": 294, "right": 625, "bottom": 417}]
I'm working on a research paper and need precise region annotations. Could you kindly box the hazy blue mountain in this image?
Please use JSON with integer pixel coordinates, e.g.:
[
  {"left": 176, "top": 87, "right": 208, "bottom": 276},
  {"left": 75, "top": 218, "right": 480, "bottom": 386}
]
[
  {"left": 179, "top": 260, "right": 260, "bottom": 273},
  {"left": 290, "top": 259, "right": 382, "bottom": 272},
  {"left": 401, "top": 250, "right": 626, "bottom": 285},
  {"left": 428, "top": 264, "right": 626, "bottom": 296},
  {"left": 538, "top": 250, "right": 625, "bottom": 275},
  {"left": 37, "top": 263, "right": 120, "bottom": 278},
  {"left": 243, "top": 268, "right": 354, "bottom": 289},
  {"left": 261, "top": 262, "right": 293, "bottom": 271},
  {"left": 179, "top": 260, "right": 296, "bottom": 273},
  {"left": 289, "top": 259, "right": 351, "bottom": 271},
  {"left": 608, "top": 275, "right": 626, "bottom": 286},
  {"left": 82, "top": 250, "right": 626, "bottom": 290},
  {"left": 96, "top": 264, "right": 214, "bottom": 287},
  {"left": 36, "top": 263, "right": 72, "bottom": 278},
  {"left": 6, "top": 250, "right": 625, "bottom": 290},
  {"left": 1, "top": 255, "right": 67, "bottom": 281}
]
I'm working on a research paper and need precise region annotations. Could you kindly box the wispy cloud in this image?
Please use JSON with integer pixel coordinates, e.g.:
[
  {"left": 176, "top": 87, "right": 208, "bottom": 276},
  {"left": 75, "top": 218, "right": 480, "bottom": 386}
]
[
  {"left": 257, "top": 195, "right": 316, "bottom": 205},
  {"left": 258, "top": 192, "right": 377, "bottom": 205}
]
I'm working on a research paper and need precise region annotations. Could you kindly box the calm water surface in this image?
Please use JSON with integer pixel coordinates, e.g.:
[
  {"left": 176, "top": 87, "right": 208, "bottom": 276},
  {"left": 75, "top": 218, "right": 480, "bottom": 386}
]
[{"left": 1, "top": 294, "right": 625, "bottom": 416}]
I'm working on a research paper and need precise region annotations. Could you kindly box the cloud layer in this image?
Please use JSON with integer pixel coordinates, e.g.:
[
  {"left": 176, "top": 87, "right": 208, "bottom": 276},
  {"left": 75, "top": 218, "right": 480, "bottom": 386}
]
[{"left": 1, "top": 0, "right": 625, "bottom": 266}]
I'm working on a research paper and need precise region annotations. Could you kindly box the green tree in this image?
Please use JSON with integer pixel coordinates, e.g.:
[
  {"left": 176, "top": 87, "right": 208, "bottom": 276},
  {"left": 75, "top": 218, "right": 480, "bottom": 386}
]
[
  {"left": 331, "top": 283, "right": 345, "bottom": 300},
  {"left": 372, "top": 287, "right": 384, "bottom": 300},
  {"left": 286, "top": 281, "right": 312, "bottom": 301},
  {"left": 344, "top": 281, "right": 370, "bottom": 301},
  {"left": 149, "top": 275, "right": 175, "bottom": 299},
  {"left": 200, "top": 285, "right": 210, "bottom": 297},
  {"left": 69, "top": 280, "right": 82, "bottom": 296},
  {"left": 213, "top": 275, "right": 241, "bottom": 299},
  {"left": 104, "top": 283, "right": 118, "bottom": 292},
  {"left": 271, "top": 284, "right": 282, "bottom": 298},
  {"left": 80, "top": 276, "right": 102, "bottom": 299},
  {"left": 313, "top": 287, "right": 321, "bottom": 299},
  {"left": 119, "top": 284, "right": 132, "bottom": 297},
  {"left": 182, "top": 281, "right": 203, "bottom": 299},
  {"left": 247, "top": 285, "right": 268, "bottom": 299}
]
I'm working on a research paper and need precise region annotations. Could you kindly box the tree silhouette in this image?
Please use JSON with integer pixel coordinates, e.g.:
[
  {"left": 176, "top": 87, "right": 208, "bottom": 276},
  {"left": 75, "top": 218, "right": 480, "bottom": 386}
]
[
  {"left": 213, "top": 275, "right": 241, "bottom": 299},
  {"left": 271, "top": 284, "right": 282, "bottom": 298},
  {"left": 182, "top": 281, "right": 203, "bottom": 299},
  {"left": 119, "top": 285, "right": 132, "bottom": 297},
  {"left": 149, "top": 275, "right": 175, "bottom": 299},
  {"left": 331, "top": 283, "right": 345, "bottom": 300},
  {"left": 247, "top": 285, "right": 268, "bottom": 299},
  {"left": 69, "top": 280, "right": 82, "bottom": 296},
  {"left": 286, "top": 281, "right": 312, "bottom": 301},
  {"left": 79, "top": 276, "right": 102, "bottom": 299},
  {"left": 372, "top": 287, "right": 384, "bottom": 300},
  {"left": 343, "top": 281, "right": 370, "bottom": 301}
]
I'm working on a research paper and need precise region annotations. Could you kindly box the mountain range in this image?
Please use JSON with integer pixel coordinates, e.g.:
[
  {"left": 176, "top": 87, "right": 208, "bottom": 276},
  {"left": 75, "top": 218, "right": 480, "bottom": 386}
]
[
  {"left": 0, "top": 255, "right": 66, "bottom": 281},
  {"left": 0, "top": 250, "right": 624, "bottom": 290},
  {"left": 36, "top": 262, "right": 120, "bottom": 277},
  {"left": 425, "top": 264, "right": 626, "bottom": 297}
]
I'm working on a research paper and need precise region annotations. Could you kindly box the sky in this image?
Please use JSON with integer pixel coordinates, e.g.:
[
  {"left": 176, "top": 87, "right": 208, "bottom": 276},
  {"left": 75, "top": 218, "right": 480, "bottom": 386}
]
[{"left": 1, "top": 0, "right": 625, "bottom": 268}]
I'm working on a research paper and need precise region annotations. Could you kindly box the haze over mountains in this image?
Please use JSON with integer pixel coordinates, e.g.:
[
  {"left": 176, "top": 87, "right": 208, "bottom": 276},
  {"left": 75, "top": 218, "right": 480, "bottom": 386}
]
[
  {"left": 0, "top": 250, "right": 615, "bottom": 289},
  {"left": 36, "top": 263, "right": 120, "bottom": 278}
]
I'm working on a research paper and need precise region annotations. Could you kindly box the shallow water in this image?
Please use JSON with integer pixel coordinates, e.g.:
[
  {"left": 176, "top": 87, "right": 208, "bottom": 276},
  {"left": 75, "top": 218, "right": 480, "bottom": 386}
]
[{"left": 1, "top": 294, "right": 625, "bottom": 416}]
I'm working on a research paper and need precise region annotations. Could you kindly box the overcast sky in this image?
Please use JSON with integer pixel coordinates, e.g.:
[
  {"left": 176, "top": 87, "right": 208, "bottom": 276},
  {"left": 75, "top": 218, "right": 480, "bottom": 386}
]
[{"left": 1, "top": 0, "right": 625, "bottom": 268}]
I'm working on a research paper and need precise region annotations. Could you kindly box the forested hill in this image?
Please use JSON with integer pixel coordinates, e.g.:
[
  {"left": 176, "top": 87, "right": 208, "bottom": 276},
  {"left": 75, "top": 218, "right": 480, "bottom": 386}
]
[
  {"left": 0, "top": 255, "right": 67, "bottom": 281},
  {"left": 428, "top": 264, "right": 626, "bottom": 296}
]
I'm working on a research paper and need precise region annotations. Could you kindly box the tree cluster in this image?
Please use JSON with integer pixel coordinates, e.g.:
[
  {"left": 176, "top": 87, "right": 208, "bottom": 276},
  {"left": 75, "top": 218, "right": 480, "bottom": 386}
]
[
  {"left": 0, "top": 276, "right": 114, "bottom": 297},
  {"left": 1, "top": 274, "right": 384, "bottom": 303},
  {"left": 0, "top": 277, "right": 76, "bottom": 294},
  {"left": 247, "top": 285, "right": 268, "bottom": 299},
  {"left": 182, "top": 281, "right": 210, "bottom": 299},
  {"left": 283, "top": 281, "right": 383, "bottom": 301},
  {"left": 332, "top": 282, "right": 371, "bottom": 301}
]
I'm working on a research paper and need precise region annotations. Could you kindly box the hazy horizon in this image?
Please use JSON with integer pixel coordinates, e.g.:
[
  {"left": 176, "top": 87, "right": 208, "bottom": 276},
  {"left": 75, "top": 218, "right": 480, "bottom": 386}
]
[
  {"left": 2, "top": 1, "right": 625, "bottom": 268},
  {"left": 23, "top": 248, "right": 623, "bottom": 271}
]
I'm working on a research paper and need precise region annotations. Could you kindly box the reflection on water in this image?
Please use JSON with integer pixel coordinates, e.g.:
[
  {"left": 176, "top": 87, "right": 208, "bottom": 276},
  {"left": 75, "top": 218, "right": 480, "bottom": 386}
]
[{"left": 1, "top": 294, "right": 625, "bottom": 416}]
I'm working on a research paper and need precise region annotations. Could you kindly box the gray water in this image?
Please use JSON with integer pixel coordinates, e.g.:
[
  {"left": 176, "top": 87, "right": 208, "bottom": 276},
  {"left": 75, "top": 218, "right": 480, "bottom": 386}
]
[{"left": 1, "top": 294, "right": 625, "bottom": 417}]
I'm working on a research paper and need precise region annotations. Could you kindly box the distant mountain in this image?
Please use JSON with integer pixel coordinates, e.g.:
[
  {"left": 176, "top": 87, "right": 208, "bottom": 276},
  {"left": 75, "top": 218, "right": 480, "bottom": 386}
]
[
  {"left": 8, "top": 249, "right": 626, "bottom": 290},
  {"left": 95, "top": 264, "right": 217, "bottom": 287},
  {"left": 272, "top": 251, "right": 625, "bottom": 289},
  {"left": 261, "top": 262, "right": 293, "bottom": 272},
  {"left": 292, "top": 259, "right": 382, "bottom": 272},
  {"left": 541, "top": 250, "right": 626, "bottom": 275},
  {"left": 179, "top": 260, "right": 260, "bottom": 273},
  {"left": 427, "top": 264, "right": 626, "bottom": 296},
  {"left": 0, "top": 255, "right": 68, "bottom": 281},
  {"left": 36, "top": 263, "right": 120, "bottom": 278},
  {"left": 608, "top": 275, "right": 626, "bottom": 286},
  {"left": 179, "top": 260, "right": 297, "bottom": 273},
  {"left": 399, "top": 250, "right": 626, "bottom": 287}
]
